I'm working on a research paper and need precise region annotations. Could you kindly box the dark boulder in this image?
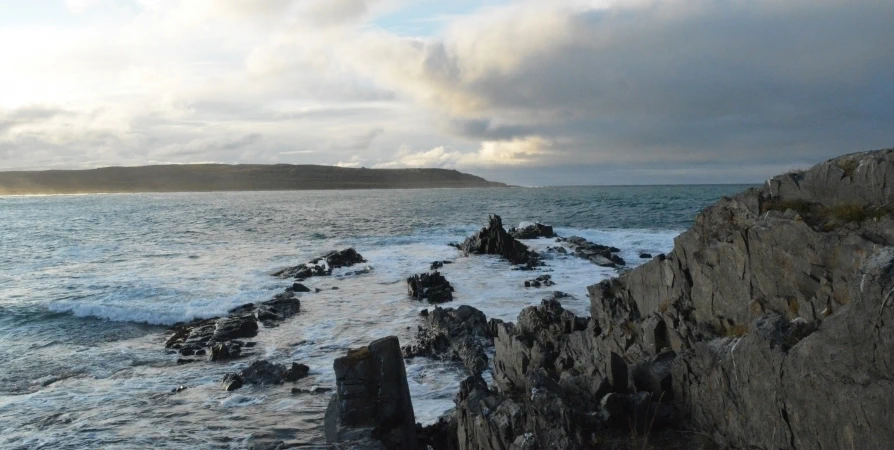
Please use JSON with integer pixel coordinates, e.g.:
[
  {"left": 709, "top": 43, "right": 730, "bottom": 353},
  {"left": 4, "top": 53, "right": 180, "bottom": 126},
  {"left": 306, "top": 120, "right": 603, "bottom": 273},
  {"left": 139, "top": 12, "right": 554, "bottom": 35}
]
[
  {"left": 222, "top": 373, "right": 243, "bottom": 391},
  {"left": 459, "top": 215, "right": 540, "bottom": 266},
  {"left": 509, "top": 223, "right": 556, "bottom": 239},
  {"left": 210, "top": 341, "right": 243, "bottom": 361},
  {"left": 407, "top": 271, "right": 454, "bottom": 304},
  {"left": 273, "top": 248, "right": 367, "bottom": 280},
  {"left": 325, "top": 336, "right": 417, "bottom": 449},
  {"left": 291, "top": 282, "right": 311, "bottom": 292},
  {"left": 430, "top": 261, "right": 444, "bottom": 270},
  {"left": 404, "top": 305, "right": 492, "bottom": 376},
  {"left": 283, "top": 362, "right": 310, "bottom": 381},
  {"left": 416, "top": 414, "right": 460, "bottom": 450},
  {"left": 524, "top": 274, "right": 555, "bottom": 288}
]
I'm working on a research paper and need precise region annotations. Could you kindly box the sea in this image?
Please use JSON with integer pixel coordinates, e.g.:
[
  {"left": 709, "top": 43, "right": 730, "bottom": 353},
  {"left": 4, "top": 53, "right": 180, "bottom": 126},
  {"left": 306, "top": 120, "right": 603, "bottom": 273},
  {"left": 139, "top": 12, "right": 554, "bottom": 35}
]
[{"left": 0, "top": 185, "right": 749, "bottom": 449}]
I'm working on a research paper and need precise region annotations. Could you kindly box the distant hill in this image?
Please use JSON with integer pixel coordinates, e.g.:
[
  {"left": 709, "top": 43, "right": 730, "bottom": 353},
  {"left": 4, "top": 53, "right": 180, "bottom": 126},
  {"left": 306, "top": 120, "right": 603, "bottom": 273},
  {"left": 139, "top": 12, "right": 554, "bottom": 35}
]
[{"left": 0, "top": 164, "right": 508, "bottom": 195}]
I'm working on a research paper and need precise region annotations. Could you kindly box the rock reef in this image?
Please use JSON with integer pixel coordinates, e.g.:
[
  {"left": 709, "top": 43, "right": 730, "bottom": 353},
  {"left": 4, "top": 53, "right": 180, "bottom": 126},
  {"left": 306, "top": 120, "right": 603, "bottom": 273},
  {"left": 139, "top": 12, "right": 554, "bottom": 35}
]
[{"left": 459, "top": 215, "right": 540, "bottom": 267}]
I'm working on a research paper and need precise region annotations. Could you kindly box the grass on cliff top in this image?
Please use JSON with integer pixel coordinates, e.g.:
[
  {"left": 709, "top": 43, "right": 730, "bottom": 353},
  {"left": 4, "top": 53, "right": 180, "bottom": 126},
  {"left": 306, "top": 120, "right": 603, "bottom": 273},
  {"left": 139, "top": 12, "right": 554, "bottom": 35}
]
[
  {"left": 836, "top": 158, "right": 860, "bottom": 178},
  {"left": 762, "top": 198, "right": 892, "bottom": 230}
]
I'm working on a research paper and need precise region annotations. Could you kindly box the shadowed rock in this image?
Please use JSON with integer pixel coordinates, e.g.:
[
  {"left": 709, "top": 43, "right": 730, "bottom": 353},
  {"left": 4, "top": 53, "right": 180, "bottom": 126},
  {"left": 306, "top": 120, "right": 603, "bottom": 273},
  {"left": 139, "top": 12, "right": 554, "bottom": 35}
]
[
  {"left": 508, "top": 223, "right": 556, "bottom": 240},
  {"left": 407, "top": 271, "right": 455, "bottom": 303},
  {"left": 404, "top": 305, "right": 492, "bottom": 376},
  {"left": 325, "top": 336, "right": 417, "bottom": 449},
  {"left": 459, "top": 215, "right": 540, "bottom": 267}
]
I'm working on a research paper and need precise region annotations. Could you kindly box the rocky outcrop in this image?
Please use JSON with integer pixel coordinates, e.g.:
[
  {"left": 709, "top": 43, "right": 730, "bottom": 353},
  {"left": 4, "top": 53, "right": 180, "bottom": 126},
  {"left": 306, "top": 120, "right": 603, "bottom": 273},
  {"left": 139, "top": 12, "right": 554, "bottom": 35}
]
[
  {"left": 449, "top": 149, "right": 894, "bottom": 449},
  {"left": 407, "top": 271, "right": 455, "bottom": 303},
  {"left": 274, "top": 248, "right": 367, "bottom": 280},
  {"left": 558, "top": 236, "right": 625, "bottom": 267},
  {"left": 460, "top": 215, "right": 540, "bottom": 267},
  {"left": 404, "top": 305, "right": 493, "bottom": 376},
  {"left": 509, "top": 223, "right": 556, "bottom": 240},
  {"left": 523, "top": 274, "right": 554, "bottom": 288},
  {"left": 165, "top": 290, "right": 301, "bottom": 357},
  {"left": 221, "top": 360, "right": 310, "bottom": 391},
  {"left": 325, "top": 336, "right": 417, "bottom": 449}
]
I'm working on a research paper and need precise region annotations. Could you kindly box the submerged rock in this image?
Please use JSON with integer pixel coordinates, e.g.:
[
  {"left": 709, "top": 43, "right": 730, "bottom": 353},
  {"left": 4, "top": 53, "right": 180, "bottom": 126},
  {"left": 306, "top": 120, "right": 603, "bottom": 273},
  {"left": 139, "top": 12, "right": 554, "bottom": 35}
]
[
  {"left": 222, "top": 360, "right": 310, "bottom": 391},
  {"left": 459, "top": 215, "right": 540, "bottom": 267},
  {"left": 325, "top": 336, "right": 417, "bottom": 449},
  {"left": 407, "top": 271, "right": 455, "bottom": 303}
]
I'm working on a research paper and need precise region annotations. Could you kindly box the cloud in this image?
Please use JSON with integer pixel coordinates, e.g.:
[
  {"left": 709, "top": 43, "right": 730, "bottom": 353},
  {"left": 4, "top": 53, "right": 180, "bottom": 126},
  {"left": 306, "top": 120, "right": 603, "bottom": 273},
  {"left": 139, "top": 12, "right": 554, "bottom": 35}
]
[
  {"left": 0, "top": 0, "right": 892, "bottom": 184},
  {"left": 374, "top": 136, "right": 551, "bottom": 169}
]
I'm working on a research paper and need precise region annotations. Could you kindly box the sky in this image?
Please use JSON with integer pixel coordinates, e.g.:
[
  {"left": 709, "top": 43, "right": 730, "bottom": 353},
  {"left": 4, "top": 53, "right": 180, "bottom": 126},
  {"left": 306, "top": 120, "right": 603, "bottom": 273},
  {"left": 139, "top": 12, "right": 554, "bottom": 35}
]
[{"left": 0, "top": 0, "right": 892, "bottom": 186}]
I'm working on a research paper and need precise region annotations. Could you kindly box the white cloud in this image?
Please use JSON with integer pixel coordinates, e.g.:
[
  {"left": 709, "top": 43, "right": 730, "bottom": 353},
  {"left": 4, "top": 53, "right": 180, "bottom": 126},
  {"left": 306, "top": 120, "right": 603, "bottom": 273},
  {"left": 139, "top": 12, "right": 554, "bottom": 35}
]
[
  {"left": 0, "top": 0, "right": 892, "bottom": 184},
  {"left": 374, "top": 136, "right": 551, "bottom": 169}
]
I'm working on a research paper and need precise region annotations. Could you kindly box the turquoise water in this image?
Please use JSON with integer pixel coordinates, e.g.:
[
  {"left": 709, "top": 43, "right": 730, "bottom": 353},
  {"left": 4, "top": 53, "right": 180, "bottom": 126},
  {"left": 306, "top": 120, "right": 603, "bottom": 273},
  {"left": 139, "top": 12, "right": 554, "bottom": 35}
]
[{"left": 0, "top": 185, "right": 748, "bottom": 448}]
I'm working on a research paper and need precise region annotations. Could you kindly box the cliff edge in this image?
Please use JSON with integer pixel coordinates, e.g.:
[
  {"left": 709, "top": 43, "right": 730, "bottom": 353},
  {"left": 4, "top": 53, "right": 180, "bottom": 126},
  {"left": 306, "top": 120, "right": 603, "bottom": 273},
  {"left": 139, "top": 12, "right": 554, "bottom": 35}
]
[{"left": 455, "top": 148, "right": 894, "bottom": 449}]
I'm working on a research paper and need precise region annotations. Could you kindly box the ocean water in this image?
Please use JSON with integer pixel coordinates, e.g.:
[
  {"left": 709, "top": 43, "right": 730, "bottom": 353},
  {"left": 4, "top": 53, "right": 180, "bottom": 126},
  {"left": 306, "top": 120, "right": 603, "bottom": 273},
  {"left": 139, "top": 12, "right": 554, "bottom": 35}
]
[{"left": 0, "top": 185, "right": 749, "bottom": 448}]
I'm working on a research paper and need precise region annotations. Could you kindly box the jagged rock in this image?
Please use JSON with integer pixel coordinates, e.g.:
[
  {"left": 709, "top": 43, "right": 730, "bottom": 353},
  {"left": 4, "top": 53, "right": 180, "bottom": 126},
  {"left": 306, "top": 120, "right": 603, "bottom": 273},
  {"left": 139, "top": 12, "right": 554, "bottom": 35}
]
[
  {"left": 291, "top": 282, "right": 311, "bottom": 292},
  {"left": 325, "top": 336, "right": 417, "bottom": 449},
  {"left": 407, "top": 271, "right": 455, "bottom": 303},
  {"left": 222, "top": 373, "right": 243, "bottom": 391},
  {"left": 455, "top": 376, "right": 526, "bottom": 450},
  {"left": 404, "top": 305, "right": 492, "bottom": 376},
  {"left": 430, "top": 261, "right": 444, "bottom": 270},
  {"left": 459, "top": 215, "right": 540, "bottom": 267},
  {"left": 509, "top": 223, "right": 556, "bottom": 239},
  {"left": 417, "top": 414, "right": 460, "bottom": 450},
  {"left": 274, "top": 248, "right": 366, "bottom": 280}
]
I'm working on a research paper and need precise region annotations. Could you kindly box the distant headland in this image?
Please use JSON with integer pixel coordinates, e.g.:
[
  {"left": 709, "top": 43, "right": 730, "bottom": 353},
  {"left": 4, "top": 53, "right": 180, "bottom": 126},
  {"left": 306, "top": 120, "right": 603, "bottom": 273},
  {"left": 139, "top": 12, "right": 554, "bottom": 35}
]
[{"left": 0, "top": 164, "right": 508, "bottom": 195}]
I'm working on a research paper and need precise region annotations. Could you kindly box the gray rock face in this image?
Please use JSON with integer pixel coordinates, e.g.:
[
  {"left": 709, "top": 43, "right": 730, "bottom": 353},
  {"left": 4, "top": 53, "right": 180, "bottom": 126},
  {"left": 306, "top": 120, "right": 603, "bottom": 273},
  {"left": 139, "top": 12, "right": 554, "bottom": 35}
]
[
  {"left": 404, "top": 305, "right": 492, "bottom": 376},
  {"left": 451, "top": 149, "right": 894, "bottom": 450},
  {"left": 325, "top": 336, "right": 417, "bottom": 450},
  {"left": 587, "top": 149, "right": 894, "bottom": 448}
]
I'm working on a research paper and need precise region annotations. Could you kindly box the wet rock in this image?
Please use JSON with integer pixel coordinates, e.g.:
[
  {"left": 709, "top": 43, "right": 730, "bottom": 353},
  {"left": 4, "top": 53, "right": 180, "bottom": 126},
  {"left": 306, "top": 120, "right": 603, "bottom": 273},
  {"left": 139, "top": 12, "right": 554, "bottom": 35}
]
[
  {"left": 210, "top": 341, "right": 243, "bottom": 361},
  {"left": 459, "top": 215, "right": 540, "bottom": 266},
  {"left": 404, "top": 305, "right": 492, "bottom": 376},
  {"left": 291, "top": 282, "right": 311, "bottom": 292},
  {"left": 407, "top": 271, "right": 454, "bottom": 304},
  {"left": 509, "top": 223, "right": 556, "bottom": 240},
  {"left": 416, "top": 414, "right": 459, "bottom": 450},
  {"left": 639, "top": 253, "right": 653, "bottom": 259},
  {"left": 291, "top": 387, "right": 333, "bottom": 395},
  {"left": 524, "top": 274, "right": 554, "bottom": 288},
  {"left": 240, "top": 360, "right": 288, "bottom": 385},
  {"left": 176, "top": 358, "right": 197, "bottom": 365},
  {"left": 557, "top": 236, "right": 625, "bottom": 267},
  {"left": 222, "top": 373, "right": 243, "bottom": 391},
  {"left": 171, "top": 385, "right": 187, "bottom": 393},
  {"left": 273, "top": 248, "right": 366, "bottom": 280},
  {"left": 325, "top": 336, "right": 417, "bottom": 449},
  {"left": 430, "top": 261, "right": 444, "bottom": 270},
  {"left": 283, "top": 362, "right": 310, "bottom": 381}
]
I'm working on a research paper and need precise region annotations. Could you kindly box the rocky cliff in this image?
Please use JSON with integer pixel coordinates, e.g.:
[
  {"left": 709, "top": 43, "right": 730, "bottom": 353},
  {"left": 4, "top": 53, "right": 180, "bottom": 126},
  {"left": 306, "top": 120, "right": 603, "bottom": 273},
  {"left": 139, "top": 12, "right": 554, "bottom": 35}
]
[{"left": 454, "top": 149, "right": 894, "bottom": 449}]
